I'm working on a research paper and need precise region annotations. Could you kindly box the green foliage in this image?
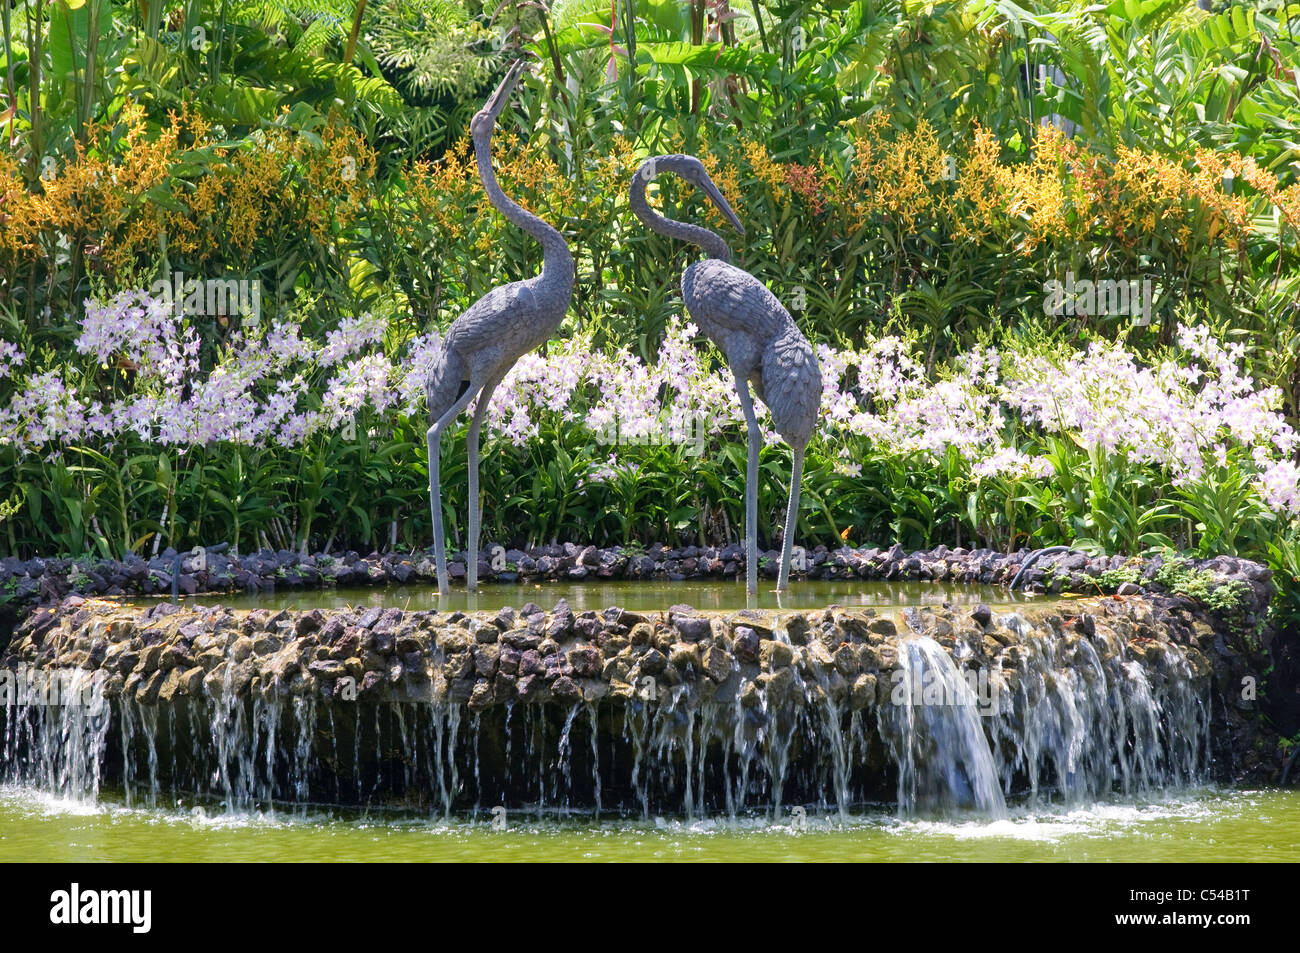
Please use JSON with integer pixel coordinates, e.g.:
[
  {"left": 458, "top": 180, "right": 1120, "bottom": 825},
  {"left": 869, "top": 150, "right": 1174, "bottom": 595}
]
[
  {"left": 1100, "top": 550, "right": 1252, "bottom": 611},
  {"left": 1099, "top": 561, "right": 1144, "bottom": 590},
  {"left": 0, "top": 0, "right": 1297, "bottom": 635},
  {"left": 1153, "top": 553, "right": 1252, "bottom": 613},
  {"left": 1265, "top": 530, "right": 1300, "bottom": 628},
  {"left": 364, "top": 0, "right": 494, "bottom": 99}
]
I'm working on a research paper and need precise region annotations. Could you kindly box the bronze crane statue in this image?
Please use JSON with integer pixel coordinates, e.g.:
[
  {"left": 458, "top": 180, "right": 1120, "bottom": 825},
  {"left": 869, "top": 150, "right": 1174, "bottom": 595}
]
[
  {"left": 425, "top": 60, "right": 575, "bottom": 594},
  {"left": 629, "top": 154, "right": 821, "bottom": 593}
]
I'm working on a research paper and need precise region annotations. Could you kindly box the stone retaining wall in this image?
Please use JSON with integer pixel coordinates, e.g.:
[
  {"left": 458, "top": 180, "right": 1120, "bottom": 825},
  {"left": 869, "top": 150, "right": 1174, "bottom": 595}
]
[{"left": 0, "top": 584, "right": 1283, "bottom": 809}]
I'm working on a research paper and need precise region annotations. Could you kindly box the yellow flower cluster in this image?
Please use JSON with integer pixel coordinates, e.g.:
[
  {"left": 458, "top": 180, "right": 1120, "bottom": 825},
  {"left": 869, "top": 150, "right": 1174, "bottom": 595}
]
[
  {"left": 26, "top": 101, "right": 183, "bottom": 274},
  {"left": 3, "top": 101, "right": 1295, "bottom": 308},
  {"left": 0, "top": 152, "right": 47, "bottom": 262},
  {"left": 987, "top": 124, "right": 1076, "bottom": 253},
  {"left": 399, "top": 139, "right": 479, "bottom": 246},
  {"left": 744, "top": 139, "right": 786, "bottom": 197},
  {"left": 849, "top": 115, "right": 954, "bottom": 232},
  {"left": 493, "top": 132, "right": 577, "bottom": 226},
  {"left": 698, "top": 149, "right": 742, "bottom": 230},
  {"left": 830, "top": 115, "right": 1293, "bottom": 262},
  {"left": 947, "top": 124, "right": 1004, "bottom": 244},
  {"left": 590, "top": 135, "right": 637, "bottom": 203},
  {"left": 0, "top": 102, "right": 375, "bottom": 280},
  {"left": 1075, "top": 143, "right": 1249, "bottom": 253},
  {"left": 169, "top": 113, "right": 374, "bottom": 266},
  {"left": 384, "top": 132, "right": 584, "bottom": 276}
]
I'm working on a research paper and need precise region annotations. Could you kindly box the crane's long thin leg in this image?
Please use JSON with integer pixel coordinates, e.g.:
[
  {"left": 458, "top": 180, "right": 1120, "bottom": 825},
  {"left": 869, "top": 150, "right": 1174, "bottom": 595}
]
[
  {"left": 428, "top": 383, "right": 481, "bottom": 595},
  {"left": 466, "top": 370, "right": 505, "bottom": 593},
  {"left": 732, "top": 369, "right": 761, "bottom": 595},
  {"left": 777, "top": 445, "right": 804, "bottom": 591}
]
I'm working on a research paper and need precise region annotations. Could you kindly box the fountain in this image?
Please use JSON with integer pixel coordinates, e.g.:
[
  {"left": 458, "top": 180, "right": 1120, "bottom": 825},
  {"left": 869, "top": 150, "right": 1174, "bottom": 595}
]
[{"left": 0, "top": 586, "right": 1237, "bottom": 819}]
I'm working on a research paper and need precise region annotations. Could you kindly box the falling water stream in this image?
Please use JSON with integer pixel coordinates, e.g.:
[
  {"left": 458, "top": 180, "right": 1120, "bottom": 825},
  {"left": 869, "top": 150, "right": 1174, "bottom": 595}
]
[
  {"left": 1, "top": 637, "right": 1213, "bottom": 813},
  {"left": 0, "top": 590, "right": 1285, "bottom": 860}
]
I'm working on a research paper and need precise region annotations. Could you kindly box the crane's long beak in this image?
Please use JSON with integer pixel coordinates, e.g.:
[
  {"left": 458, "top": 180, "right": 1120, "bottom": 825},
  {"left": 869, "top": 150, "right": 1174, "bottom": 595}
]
[
  {"left": 700, "top": 173, "right": 745, "bottom": 235},
  {"left": 482, "top": 60, "right": 527, "bottom": 123}
]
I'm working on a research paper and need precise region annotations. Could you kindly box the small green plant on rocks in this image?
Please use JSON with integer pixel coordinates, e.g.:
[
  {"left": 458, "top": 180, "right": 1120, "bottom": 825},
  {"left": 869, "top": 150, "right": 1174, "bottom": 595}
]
[
  {"left": 1099, "top": 562, "right": 1144, "bottom": 589},
  {"left": 1099, "top": 554, "right": 1248, "bottom": 612},
  {"left": 1153, "top": 556, "right": 1248, "bottom": 612}
]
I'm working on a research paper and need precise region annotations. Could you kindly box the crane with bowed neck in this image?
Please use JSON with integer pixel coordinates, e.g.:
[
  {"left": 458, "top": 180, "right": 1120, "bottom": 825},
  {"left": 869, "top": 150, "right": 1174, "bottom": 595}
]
[{"left": 629, "top": 154, "right": 821, "bottom": 593}]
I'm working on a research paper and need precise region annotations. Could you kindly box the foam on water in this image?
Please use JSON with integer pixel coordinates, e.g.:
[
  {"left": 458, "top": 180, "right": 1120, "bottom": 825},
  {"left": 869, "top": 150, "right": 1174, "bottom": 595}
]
[
  {"left": 3, "top": 780, "right": 1296, "bottom": 863},
  {"left": 0, "top": 783, "right": 1242, "bottom": 840}
]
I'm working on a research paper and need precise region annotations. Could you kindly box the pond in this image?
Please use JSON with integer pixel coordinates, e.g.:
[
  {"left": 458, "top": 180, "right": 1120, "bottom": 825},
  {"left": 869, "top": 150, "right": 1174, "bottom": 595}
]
[
  {"left": 2, "top": 786, "right": 1295, "bottom": 862},
  {"left": 128, "top": 579, "right": 1052, "bottom": 614}
]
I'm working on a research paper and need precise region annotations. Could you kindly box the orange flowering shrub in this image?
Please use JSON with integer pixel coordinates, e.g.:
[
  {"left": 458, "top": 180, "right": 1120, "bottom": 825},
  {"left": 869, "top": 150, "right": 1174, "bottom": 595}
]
[
  {"left": 743, "top": 139, "right": 787, "bottom": 197},
  {"left": 166, "top": 112, "right": 374, "bottom": 268},
  {"left": 392, "top": 134, "right": 577, "bottom": 243},
  {"left": 698, "top": 148, "right": 741, "bottom": 231},
  {"left": 36, "top": 102, "right": 183, "bottom": 274},
  {"left": 849, "top": 115, "right": 955, "bottom": 232},
  {"left": 785, "top": 162, "right": 828, "bottom": 215},
  {"left": 0, "top": 153, "right": 47, "bottom": 266},
  {"left": 0, "top": 102, "right": 375, "bottom": 288},
  {"left": 834, "top": 115, "right": 1294, "bottom": 268},
  {"left": 1, "top": 102, "right": 1295, "bottom": 344}
]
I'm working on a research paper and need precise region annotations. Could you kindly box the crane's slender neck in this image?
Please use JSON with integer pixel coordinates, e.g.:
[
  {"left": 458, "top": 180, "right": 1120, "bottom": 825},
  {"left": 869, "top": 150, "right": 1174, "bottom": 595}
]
[
  {"left": 473, "top": 130, "right": 574, "bottom": 286},
  {"left": 629, "top": 169, "right": 732, "bottom": 263}
]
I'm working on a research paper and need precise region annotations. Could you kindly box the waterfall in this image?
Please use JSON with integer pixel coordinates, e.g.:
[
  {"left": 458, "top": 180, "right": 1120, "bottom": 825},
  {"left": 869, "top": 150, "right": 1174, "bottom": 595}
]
[
  {"left": 0, "top": 604, "right": 1216, "bottom": 818},
  {"left": 987, "top": 629, "right": 1210, "bottom": 803},
  {"left": 1, "top": 668, "right": 111, "bottom": 801},
  {"left": 880, "top": 637, "right": 1008, "bottom": 817}
]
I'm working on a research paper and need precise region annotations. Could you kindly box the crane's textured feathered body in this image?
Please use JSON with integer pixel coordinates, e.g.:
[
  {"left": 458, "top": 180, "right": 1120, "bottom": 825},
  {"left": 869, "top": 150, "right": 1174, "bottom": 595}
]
[
  {"left": 630, "top": 154, "right": 821, "bottom": 592},
  {"left": 425, "top": 62, "right": 574, "bottom": 594},
  {"left": 427, "top": 256, "right": 572, "bottom": 409},
  {"left": 681, "top": 259, "right": 821, "bottom": 451}
]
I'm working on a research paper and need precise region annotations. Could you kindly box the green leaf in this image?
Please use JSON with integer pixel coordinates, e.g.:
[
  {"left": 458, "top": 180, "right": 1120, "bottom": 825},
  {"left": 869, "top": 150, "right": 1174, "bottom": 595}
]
[{"left": 49, "top": 0, "right": 112, "bottom": 82}]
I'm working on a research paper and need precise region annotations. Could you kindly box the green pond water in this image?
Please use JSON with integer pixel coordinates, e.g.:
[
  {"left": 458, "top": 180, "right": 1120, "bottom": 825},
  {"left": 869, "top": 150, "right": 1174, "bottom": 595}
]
[
  {"left": 142, "top": 579, "right": 1053, "bottom": 615},
  {"left": 2, "top": 787, "right": 1296, "bottom": 862}
]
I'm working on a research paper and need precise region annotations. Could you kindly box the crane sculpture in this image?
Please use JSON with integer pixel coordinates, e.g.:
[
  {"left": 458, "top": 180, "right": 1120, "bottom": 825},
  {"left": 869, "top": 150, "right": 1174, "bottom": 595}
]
[
  {"left": 425, "top": 60, "right": 575, "bottom": 594},
  {"left": 629, "top": 155, "right": 821, "bottom": 593}
]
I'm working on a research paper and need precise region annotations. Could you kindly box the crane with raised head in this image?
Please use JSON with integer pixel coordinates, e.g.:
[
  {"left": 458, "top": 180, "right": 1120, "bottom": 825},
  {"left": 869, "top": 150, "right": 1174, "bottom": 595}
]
[{"left": 425, "top": 61, "right": 575, "bottom": 594}]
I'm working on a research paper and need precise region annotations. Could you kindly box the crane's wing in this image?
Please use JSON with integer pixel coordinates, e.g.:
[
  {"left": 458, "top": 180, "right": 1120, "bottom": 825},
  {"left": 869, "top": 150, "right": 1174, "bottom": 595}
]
[
  {"left": 760, "top": 326, "right": 822, "bottom": 446},
  {"left": 682, "top": 259, "right": 789, "bottom": 338},
  {"left": 442, "top": 281, "right": 540, "bottom": 354}
]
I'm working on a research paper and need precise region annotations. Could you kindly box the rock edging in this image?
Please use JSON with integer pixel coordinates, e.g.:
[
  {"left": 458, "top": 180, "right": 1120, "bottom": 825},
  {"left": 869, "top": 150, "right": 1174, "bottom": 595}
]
[
  {"left": 0, "top": 542, "right": 1272, "bottom": 616},
  {"left": 1, "top": 588, "right": 1281, "bottom": 797}
]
